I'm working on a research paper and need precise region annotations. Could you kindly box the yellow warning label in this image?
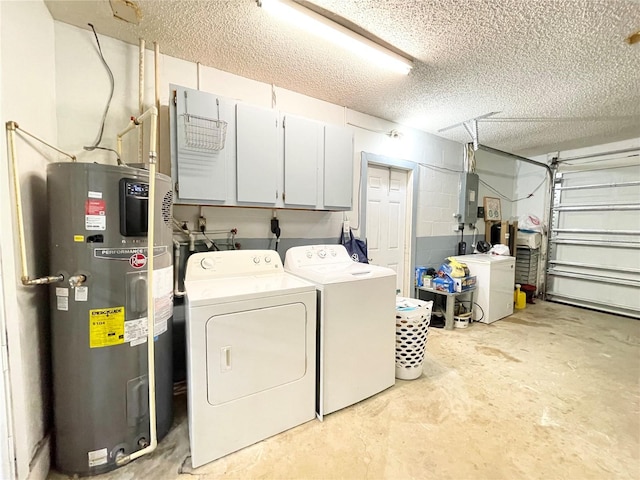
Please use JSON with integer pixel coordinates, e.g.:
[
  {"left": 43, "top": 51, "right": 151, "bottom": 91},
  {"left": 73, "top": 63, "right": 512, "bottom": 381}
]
[
  {"left": 89, "top": 306, "right": 125, "bottom": 348},
  {"left": 74, "top": 235, "right": 84, "bottom": 242}
]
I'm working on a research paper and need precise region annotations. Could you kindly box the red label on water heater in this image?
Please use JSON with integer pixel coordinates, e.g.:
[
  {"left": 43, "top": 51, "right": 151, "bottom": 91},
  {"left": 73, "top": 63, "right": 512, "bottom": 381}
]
[
  {"left": 85, "top": 199, "right": 106, "bottom": 215},
  {"left": 129, "top": 253, "right": 147, "bottom": 269}
]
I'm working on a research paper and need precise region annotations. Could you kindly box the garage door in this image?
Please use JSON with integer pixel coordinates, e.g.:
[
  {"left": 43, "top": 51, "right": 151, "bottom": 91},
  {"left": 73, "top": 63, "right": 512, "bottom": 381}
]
[{"left": 546, "top": 147, "right": 640, "bottom": 319}]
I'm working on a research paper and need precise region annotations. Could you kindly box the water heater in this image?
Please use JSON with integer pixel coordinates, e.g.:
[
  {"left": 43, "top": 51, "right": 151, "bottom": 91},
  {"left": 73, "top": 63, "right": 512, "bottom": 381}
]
[{"left": 47, "top": 162, "right": 173, "bottom": 476}]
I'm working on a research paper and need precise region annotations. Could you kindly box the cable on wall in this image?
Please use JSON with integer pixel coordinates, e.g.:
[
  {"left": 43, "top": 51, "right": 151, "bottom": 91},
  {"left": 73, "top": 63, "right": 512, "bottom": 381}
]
[
  {"left": 83, "top": 23, "right": 115, "bottom": 156},
  {"left": 418, "top": 161, "right": 547, "bottom": 202},
  {"left": 479, "top": 176, "right": 547, "bottom": 203}
]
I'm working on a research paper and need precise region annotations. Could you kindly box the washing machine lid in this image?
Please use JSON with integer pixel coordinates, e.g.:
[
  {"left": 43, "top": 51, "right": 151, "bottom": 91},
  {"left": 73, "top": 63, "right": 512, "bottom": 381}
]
[
  {"left": 284, "top": 246, "right": 396, "bottom": 285},
  {"left": 453, "top": 253, "right": 514, "bottom": 264},
  {"left": 185, "top": 272, "right": 315, "bottom": 306}
]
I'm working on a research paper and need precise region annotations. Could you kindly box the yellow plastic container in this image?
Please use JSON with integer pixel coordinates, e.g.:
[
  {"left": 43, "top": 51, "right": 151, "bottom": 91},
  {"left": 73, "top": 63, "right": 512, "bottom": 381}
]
[{"left": 514, "top": 284, "right": 526, "bottom": 310}]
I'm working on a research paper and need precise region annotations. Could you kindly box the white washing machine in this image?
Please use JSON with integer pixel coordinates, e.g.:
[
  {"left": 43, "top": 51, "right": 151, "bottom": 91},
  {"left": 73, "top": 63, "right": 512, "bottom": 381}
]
[
  {"left": 284, "top": 245, "right": 396, "bottom": 420},
  {"left": 184, "top": 250, "right": 316, "bottom": 468}
]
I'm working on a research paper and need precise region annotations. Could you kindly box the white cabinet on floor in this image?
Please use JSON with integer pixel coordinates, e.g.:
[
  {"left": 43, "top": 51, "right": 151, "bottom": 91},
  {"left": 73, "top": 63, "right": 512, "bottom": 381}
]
[
  {"left": 453, "top": 254, "right": 515, "bottom": 324},
  {"left": 236, "top": 103, "right": 279, "bottom": 204}
]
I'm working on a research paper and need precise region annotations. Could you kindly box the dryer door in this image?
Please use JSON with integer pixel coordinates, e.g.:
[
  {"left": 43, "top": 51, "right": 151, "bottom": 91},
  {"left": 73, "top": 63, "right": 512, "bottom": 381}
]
[{"left": 206, "top": 302, "right": 307, "bottom": 405}]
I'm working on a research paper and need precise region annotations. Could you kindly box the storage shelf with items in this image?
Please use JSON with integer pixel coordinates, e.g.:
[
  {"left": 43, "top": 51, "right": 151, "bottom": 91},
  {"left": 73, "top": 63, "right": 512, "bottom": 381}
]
[
  {"left": 485, "top": 220, "right": 518, "bottom": 255},
  {"left": 514, "top": 230, "right": 542, "bottom": 297}
]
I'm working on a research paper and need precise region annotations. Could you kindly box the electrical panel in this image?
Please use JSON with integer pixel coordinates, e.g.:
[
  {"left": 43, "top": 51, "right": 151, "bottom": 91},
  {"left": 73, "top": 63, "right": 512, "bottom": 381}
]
[{"left": 458, "top": 173, "right": 479, "bottom": 225}]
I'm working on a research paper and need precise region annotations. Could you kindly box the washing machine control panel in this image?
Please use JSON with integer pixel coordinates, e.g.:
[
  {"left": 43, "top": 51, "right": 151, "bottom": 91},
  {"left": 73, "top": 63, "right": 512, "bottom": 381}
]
[
  {"left": 186, "top": 250, "right": 283, "bottom": 281},
  {"left": 284, "top": 244, "right": 351, "bottom": 268}
]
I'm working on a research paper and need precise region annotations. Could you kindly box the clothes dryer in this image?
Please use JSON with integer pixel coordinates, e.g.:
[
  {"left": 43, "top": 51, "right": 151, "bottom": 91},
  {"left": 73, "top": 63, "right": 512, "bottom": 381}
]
[
  {"left": 284, "top": 245, "right": 396, "bottom": 419},
  {"left": 184, "top": 250, "right": 316, "bottom": 468}
]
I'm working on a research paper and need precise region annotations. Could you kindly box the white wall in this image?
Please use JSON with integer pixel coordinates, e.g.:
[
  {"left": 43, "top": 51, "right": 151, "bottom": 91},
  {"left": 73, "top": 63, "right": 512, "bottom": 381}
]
[
  {"left": 514, "top": 160, "right": 550, "bottom": 228},
  {"left": 0, "top": 1, "right": 58, "bottom": 479},
  {"left": 475, "top": 149, "right": 518, "bottom": 239},
  {"left": 53, "top": 21, "right": 465, "bottom": 248},
  {"left": 0, "top": 6, "right": 11, "bottom": 479}
]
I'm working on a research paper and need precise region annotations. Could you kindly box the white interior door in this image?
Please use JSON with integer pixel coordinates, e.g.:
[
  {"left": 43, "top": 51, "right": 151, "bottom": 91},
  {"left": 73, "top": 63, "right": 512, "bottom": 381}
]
[{"left": 366, "top": 165, "right": 408, "bottom": 294}]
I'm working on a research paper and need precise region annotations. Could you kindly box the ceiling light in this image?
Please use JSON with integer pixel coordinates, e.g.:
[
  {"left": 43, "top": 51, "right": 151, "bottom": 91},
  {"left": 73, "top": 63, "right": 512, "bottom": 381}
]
[{"left": 258, "top": 0, "right": 413, "bottom": 75}]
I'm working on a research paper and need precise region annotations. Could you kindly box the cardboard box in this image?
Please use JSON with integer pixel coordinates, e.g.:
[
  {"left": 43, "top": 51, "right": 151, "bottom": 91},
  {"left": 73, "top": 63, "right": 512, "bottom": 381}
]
[
  {"left": 432, "top": 276, "right": 454, "bottom": 292},
  {"left": 433, "top": 275, "right": 476, "bottom": 293},
  {"left": 451, "top": 275, "right": 476, "bottom": 292},
  {"left": 415, "top": 266, "right": 428, "bottom": 287}
]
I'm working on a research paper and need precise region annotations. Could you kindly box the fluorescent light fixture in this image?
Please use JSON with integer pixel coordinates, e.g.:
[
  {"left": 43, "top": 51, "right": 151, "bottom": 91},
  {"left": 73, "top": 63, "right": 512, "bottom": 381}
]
[{"left": 259, "top": 0, "right": 413, "bottom": 75}]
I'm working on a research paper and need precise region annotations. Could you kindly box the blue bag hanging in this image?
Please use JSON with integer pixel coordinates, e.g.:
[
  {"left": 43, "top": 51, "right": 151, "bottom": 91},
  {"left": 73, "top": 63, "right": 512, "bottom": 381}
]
[{"left": 341, "top": 228, "right": 369, "bottom": 263}]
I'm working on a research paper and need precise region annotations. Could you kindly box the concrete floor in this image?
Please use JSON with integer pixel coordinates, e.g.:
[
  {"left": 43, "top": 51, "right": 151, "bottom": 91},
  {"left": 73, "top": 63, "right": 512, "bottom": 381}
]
[{"left": 49, "top": 301, "right": 640, "bottom": 479}]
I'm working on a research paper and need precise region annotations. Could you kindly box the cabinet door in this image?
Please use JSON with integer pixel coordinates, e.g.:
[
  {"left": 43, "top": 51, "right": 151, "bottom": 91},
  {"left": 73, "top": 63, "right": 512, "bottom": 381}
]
[
  {"left": 236, "top": 103, "right": 279, "bottom": 204},
  {"left": 175, "top": 88, "right": 232, "bottom": 202},
  {"left": 284, "top": 115, "right": 321, "bottom": 207},
  {"left": 324, "top": 125, "right": 353, "bottom": 209}
]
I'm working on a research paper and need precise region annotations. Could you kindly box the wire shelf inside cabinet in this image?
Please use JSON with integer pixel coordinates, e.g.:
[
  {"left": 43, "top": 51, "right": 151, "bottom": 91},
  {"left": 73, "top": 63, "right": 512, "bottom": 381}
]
[{"left": 182, "top": 114, "right": 227, "bottom": 152}]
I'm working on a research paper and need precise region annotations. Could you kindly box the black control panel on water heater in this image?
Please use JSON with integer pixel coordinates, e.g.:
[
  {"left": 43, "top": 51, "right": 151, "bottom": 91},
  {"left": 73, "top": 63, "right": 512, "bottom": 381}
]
[{"left": 119, "top": 178, "right": 149, "bottom": 236}]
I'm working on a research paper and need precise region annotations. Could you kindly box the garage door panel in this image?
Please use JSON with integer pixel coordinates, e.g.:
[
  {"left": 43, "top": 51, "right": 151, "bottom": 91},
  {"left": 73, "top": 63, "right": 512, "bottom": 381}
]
[
  {"left": 558, "top": 210, "right": 640, "bottom": 230},
  {"left": 547, "top": 277, "right": 640, "bottom": 314},
  {"left": 552, "top": 244, "right": 637, "bottom": 266},
  {"left": 550, "top": 264, "right": 638, "bottom": 283},
  {"left": 547, "top": 153, "right": 640, "bottom": 319}
]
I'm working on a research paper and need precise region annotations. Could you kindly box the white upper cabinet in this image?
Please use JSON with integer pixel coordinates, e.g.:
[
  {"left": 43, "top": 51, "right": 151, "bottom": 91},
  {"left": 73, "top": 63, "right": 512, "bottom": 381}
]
[
  {"left": 236, "top": 103, "right": 279, "bottom": 204},
  {"left": 172, "top": 86, "right": 234, "bottom": 203},
  {"left": 283, "top": 115, "right": 322, "bottom": 207},
  {"left": 323, "top": 125, "right": 353, "bottom": 209},
  {"left": 170, "top": 85, "right": 353, "bottom": 210}
]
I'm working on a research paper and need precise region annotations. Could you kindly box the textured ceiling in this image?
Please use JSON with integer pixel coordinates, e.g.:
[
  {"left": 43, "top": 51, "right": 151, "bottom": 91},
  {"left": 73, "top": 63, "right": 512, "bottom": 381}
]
[{"left": 45, "top": 0, "right": 640, "bottom": 156}]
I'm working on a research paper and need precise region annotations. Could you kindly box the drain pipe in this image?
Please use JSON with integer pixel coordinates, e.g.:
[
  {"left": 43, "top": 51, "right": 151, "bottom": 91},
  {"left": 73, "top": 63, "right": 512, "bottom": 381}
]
[
  {"left": 172, "top": 240, "right": 186, "bottom": 298},
  {"left": 6, "top": 121, "right": 73, "bottom": 286},
  {"left": 114, "top": 106, "right": 159, "bottom": 466}
]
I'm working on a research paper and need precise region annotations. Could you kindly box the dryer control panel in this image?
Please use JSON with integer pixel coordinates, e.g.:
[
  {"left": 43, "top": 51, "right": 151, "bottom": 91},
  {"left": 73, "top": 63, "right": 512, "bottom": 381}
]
[{"left": 185, "top": 250, "right": 282, "bottom": 281}]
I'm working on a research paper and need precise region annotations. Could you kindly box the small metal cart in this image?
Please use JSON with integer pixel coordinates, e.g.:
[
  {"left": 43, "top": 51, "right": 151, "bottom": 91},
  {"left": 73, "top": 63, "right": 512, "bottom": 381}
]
[{"left": 415, "top": 285, "right": 476, "bottom": 330}]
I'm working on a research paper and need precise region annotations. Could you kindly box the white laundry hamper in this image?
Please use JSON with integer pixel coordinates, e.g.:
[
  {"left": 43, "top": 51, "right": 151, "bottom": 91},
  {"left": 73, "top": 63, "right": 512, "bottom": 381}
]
[{"left": 395, "top": 297, "right": 433, "bottom": 380}]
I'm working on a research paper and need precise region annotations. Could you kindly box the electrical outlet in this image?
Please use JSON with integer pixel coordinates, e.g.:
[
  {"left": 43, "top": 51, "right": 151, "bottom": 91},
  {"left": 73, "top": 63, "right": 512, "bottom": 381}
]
[
  {"left": 452, "top": 225, "right": 460, "bottom": 232},
  {"left": 271, "top": 217, "right": 280, "bottom": 237},
  {"left": 198, "top": 216, "right": 206, "bottom": 232}
]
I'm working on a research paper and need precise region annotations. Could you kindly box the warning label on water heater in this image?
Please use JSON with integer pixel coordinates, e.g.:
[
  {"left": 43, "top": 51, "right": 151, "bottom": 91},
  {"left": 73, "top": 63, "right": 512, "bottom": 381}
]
[
  {"left": 85, "top": 199, "right": 106, "bottom": 231},
  {"left": 124, "top": 266, "right": 173, "bottom": 346},
  {"left": 89, "top": 306, "right": 125, "bottom": 348},
  {"left": 87, "top": 447, "right": 108, "bottom": 467}
]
